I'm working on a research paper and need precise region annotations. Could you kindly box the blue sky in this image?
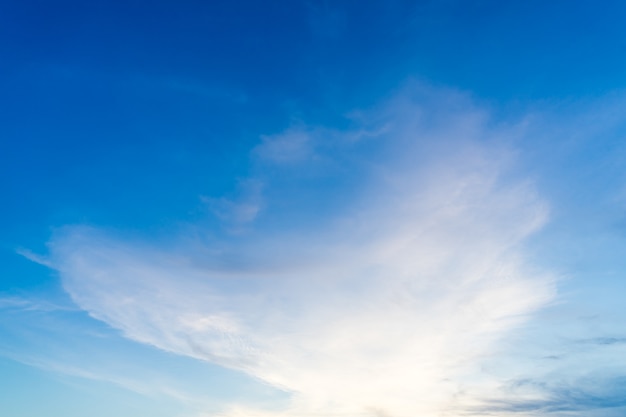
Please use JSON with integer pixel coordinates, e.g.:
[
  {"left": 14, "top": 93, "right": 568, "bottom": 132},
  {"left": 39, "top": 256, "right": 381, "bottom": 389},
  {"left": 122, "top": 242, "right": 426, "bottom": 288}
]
[{"left": 2, "top": 1, "right": 626, "bottom": 416}]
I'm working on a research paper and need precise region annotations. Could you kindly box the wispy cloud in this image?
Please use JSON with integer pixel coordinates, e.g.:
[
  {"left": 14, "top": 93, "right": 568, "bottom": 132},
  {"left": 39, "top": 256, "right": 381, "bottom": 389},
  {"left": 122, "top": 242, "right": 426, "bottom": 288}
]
[
  {"left": 475, "top": 376, "right": 626, "bottom": 417},
  {"left": 0, "top": 295, "right": 75, "bottom": 312},
  {"left": 0, "top": 297, "right": 282, "bottom": 415},
  {"left": 253, "top": 127, "right": 317, "bottom": 165},
  {"left": 43, "top": 84, "right": 559, "bottom": 416},
  {"left": 16, "top": 247, "right": 54, "bottom": 268},
  {"left": 202, "top": 178, "right": 264, "bottom": 232}
]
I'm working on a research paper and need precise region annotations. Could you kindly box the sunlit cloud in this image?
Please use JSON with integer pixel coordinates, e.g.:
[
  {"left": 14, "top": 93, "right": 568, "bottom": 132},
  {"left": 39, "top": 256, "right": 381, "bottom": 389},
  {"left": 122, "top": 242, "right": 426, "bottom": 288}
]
[{"left": 45, "top": 84, "right": 558, "bottom": 417}]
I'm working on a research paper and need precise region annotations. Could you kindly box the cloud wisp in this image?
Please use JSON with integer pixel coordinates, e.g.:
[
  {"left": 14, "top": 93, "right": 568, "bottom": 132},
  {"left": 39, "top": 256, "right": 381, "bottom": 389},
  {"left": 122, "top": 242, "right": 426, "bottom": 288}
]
[{"left": 47, "top": 85, "right": 557, "bottom": 417}]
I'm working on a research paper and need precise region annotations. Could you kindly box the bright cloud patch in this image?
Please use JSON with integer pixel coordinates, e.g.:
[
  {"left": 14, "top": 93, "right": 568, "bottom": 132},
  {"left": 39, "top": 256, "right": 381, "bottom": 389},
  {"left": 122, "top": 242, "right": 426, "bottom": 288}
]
[{"left": 48, "top": 86, "right": 556, "bottom": 417}]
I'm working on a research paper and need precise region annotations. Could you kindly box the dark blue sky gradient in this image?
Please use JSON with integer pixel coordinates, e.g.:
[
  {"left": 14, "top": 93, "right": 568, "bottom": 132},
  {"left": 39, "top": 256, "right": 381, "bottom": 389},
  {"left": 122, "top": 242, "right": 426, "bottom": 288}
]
[{"left": 2, "top": 0, "right": 626, "bottom": 285}]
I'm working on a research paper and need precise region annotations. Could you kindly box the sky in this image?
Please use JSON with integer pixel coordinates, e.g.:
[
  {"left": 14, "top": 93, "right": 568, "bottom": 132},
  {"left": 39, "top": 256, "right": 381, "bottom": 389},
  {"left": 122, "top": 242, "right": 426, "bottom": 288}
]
[{"left": 2, "top": 1, "right": 626, "bottom": 416}]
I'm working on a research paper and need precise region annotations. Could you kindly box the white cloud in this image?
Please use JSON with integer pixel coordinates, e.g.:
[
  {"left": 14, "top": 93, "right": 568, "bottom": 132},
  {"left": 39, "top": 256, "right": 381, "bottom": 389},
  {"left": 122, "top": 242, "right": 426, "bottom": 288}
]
[
  {"left": 47, "top": 85, "right": 556, "bottom": 417},
  {"left": 16, "top": 247, "right": 54, "bottom": 268},
  {"left": 202, "top": 178, "right": 264, "bottom": 231},
  {"left": 0, "top": 295, "right": 75, "bottom": 312},
  {"left": 253, "top": 127, "right": 316, "bottom": 165}
]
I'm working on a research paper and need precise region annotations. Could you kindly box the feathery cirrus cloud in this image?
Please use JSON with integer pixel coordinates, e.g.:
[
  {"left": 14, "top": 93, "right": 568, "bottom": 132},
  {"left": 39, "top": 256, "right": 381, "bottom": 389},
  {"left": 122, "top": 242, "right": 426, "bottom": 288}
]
[{"left": 42, "top": 84, "right": 559, "bottom": 417}]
